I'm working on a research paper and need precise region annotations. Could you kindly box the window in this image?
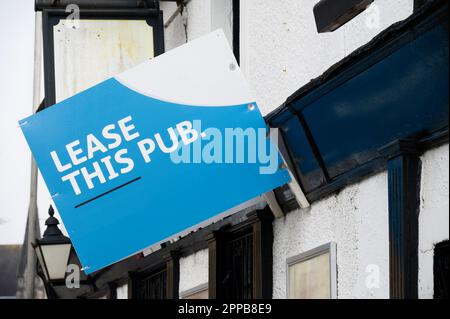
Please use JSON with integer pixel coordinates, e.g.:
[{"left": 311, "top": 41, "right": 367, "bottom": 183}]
[
  {"left": 223, "top": 229, "right": 254, "bottom": 299},
  {"left": 132, "top": 267, "right": 167, "bottom": 299},
  {"left": 207, "top": 208, "right": 274, "bottom": 299},
  {"left": 287, "top": 243, "right": 337, "bottom": 299},
  {"left": 434, "top": 240, "right": 449, "bottom": 299},
  {"left": 130, "top": 250, "right": 180, "bottom": 299}
]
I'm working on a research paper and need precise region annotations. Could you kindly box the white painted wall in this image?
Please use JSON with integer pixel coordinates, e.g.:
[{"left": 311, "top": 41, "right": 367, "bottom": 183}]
[
  {"left": 239, "top": 0, "right": 414, "bottom": 115},
  {"left": 418, "top": 144, "right": 449, "bottom": 299},
  {"left": 161, "top": 0, "right": 234, "bottom": 52},
  {"left": 273, "top": 172, "right": 390, "bottom": 299},
  {"left": 116, "top": 283, "right": 128, "bottom": 299},
  {"left": 179, "top": 249, "right": 209, "bottom": 295},
  {"left": 160, "top": 1, "right": 186, "bottom": 51}
]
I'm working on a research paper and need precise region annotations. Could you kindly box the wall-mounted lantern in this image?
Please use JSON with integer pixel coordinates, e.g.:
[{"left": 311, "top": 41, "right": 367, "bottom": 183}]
[
  {"left": 34, "top": 206, "right": 93, "bottom": 299},
  {"left": 33, "top": 206, "right": 72, "bottom": 283}
]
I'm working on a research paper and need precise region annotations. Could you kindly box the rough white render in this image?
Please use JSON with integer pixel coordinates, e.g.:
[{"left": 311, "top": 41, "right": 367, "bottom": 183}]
[
  {"left": 161, "top": 0, "right": 234, "bottom": 52},
  {"left": 239, "top": 0, "right": 414, "bottom": 115},
  {"left": 179, "top": 248, "right": 209, "bottom": 294},
  {"left": 418, "top": 144, "right": 449, "bottom": 299},
  {"left": 185, "top": 0, "right": 212, "bottom": 42},
  {"left": 160, "top": 2, "right": 187, "bottom": 51},
  {"left": 273, "top": 172, "right": 389, "bottom": 299}
]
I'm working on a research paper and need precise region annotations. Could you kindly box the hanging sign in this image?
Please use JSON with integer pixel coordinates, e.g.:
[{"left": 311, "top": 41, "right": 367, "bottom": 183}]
[{"left": 19, "top": 30, "right": 290, "bottom": 274}]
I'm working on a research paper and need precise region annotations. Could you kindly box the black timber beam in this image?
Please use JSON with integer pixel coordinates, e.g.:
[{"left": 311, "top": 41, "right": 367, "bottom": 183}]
[{"left": 379, "top": 139, "right": 421, "bottom": 299}]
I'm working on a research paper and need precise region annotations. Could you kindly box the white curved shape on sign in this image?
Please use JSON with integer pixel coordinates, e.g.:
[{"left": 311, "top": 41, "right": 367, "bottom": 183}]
[{"left": 115, "top": 29, "right": 255, "bottom": 107}]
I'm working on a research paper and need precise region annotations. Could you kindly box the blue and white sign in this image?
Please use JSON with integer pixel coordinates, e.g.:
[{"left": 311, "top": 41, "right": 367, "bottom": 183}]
[{"left": 19, "top": 30, "right": 290, "bottom": 274}]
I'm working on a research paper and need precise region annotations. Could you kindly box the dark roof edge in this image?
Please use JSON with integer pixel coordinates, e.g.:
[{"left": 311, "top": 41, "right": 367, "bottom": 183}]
[{"left": 265, "top": 0, "right": 448, "bottom": 122}]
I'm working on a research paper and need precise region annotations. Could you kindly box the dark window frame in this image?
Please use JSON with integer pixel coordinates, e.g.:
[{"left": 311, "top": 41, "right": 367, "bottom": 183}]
[
  {"left": 223, "top": 227, "right": 254, "bottom": 299},
  {"left": 129, "top": 250, "right": 180, "bottom": 299},
  {"left": 232, "top": 0, "right": 240, "bottom": 65},
  {"left": 130, "top": 266, "right": 168, "bottom": 299}
]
